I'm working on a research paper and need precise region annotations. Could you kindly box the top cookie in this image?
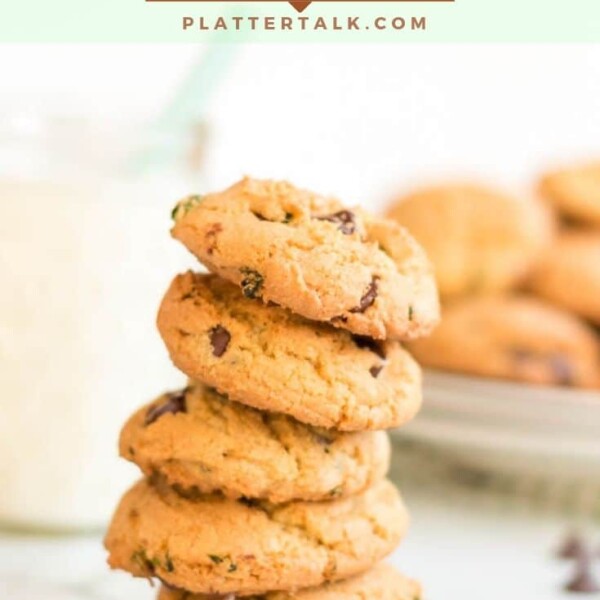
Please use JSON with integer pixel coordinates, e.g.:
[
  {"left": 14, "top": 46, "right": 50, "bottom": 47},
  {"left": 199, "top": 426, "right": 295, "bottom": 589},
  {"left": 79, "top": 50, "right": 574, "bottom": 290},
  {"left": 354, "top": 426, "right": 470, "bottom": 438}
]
[
  {"left": 539, "top": 162, "right": 600, "bottom": 226},
  {"left": 157, "top": 272, "right": 422, "bottom": 431},
  {"left": 157, "top": 563, "right": 422, "bottom": 600},
  {"left": 386, "top": 183, "right": 554, "bottom": 299},
  {"left": 170, "top": 177, "right": 439, "bottom": 340},
  {"left": 408, "top": 295, "right": 600, "bottom": 388}
]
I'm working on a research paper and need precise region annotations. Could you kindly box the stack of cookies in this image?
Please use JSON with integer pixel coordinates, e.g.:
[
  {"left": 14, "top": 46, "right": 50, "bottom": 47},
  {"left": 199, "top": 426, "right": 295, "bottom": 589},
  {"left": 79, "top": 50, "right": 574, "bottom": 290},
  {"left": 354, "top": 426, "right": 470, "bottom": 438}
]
[{"left": 104, "top": 178, "right": 440, "bottom": 599}]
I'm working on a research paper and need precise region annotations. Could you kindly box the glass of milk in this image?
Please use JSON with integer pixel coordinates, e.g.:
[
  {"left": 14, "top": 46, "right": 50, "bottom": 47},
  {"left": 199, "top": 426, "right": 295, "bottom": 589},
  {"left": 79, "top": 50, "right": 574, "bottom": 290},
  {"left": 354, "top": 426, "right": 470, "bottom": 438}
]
[{"left": 0, "top": 115, "right": 200, "bottom": 531}]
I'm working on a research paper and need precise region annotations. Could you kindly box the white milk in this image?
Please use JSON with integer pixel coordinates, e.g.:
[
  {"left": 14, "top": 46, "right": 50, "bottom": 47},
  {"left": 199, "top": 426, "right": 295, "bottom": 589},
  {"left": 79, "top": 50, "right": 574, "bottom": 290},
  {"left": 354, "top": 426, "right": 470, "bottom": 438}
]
[{"left": 0, "top": 177, "right": 192, "bottom": 530}]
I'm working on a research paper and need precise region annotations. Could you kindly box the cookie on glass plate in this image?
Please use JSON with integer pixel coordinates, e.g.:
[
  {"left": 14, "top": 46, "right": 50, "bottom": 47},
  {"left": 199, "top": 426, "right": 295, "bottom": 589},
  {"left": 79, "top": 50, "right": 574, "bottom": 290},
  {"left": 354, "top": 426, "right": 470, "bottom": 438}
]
[
  {"left": 408, "top": 295, "right": 600, "bottom": 388},
  {"left": 539, "top": 161, "right": 600, "bottom": 226},
  {"left": 528, "top": 229, "right": 600, "bottom": 326},
  {"left": 387, "top": 183, "right": 554, "bottom": 299}
]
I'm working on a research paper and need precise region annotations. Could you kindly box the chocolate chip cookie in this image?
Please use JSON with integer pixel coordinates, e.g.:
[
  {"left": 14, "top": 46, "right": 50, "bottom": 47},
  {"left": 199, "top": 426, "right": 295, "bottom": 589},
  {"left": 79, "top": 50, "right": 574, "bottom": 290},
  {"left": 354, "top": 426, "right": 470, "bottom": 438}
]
[
  {"left": 120, "top": 383, "right": 391, "bottom": 503},
  {"left": 170, "top": 177, "right": 439, "bottom": 341},
  {"left": 104, "top": 478, "right": 408, "bottom": 596},
  {"left": 387, "top": 183, "right": 554, "bottom": 299},
  {"left": 157, "top": 272, "right": 422, "bottom": 431},
  {"left": 157, "top": 563, "right": 421, "bottom": 599},
  {"left": 408, "top": 296, "right": 600, "bottom": 388},
  {"left": 539, "top": 162, "right": 600, "bottom": 226},
  {"left": 528, "top": 229, "right": 600, "bottom": 326}
]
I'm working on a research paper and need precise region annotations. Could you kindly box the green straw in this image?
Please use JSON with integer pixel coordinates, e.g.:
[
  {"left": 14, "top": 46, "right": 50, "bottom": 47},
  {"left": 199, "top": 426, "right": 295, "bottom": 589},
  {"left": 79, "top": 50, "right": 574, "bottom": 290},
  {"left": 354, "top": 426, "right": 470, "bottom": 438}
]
[{"left": 129, "top": 10, "right": 241, "bottom": 175}]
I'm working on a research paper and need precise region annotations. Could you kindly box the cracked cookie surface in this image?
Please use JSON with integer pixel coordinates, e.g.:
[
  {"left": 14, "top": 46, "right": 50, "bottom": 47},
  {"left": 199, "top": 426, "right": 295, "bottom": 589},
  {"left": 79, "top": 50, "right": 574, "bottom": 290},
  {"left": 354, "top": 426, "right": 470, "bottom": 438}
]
[
  {"left": 170, "top": 177, "right": 439, "bottom": 341},
  {"left": 528, "top": 229, "right": 600, "bottom": 326},
  {"left": 157, "top": 563, "right": 421, "bottom": 599},
  {"left": 387, "top": 183, "right": 554, "bottom": 299},
  {"left": 104, "top": 478, "right": 408, "bottom": 596},
  {"left": 157, "top": 272, "right": 422, "bottom": 431},
  {"left": 539, "top": 162, "right": 600, "bottom": 226},
  {"left": 120, "top": 383, "right": 391, "bottom": 503},
  {"left": 408, "top": 296, "right": 600, "bottom": 388}
]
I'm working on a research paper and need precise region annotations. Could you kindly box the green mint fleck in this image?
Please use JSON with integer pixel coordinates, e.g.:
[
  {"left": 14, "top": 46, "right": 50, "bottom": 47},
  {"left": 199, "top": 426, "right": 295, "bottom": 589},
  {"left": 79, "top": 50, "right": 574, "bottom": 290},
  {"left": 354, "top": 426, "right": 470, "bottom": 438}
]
[
  {"left": 165, "top": 554, "right": 175, "bottom": 572},
  {"left": 209, "top": 554, "right": 224, "bottom": 564},
  {"left": 240, "top": 268, "right": 264, "bottom": 299},
  {"left": 283, "top": 212, "right": 294, "bottom": 223},
  {"left": 329, "top": 486, "right": 343, "bottom": 497},
  {"left": 378, "top": 242, "right": 390, "bottom": 256},
  {"left": 171, "top": 195, "right": 203, "bottom": 221},
  {"left": 228, "top": 562, "right": 238, "bottom": 573},
  {"left": 131, "top": 549, "right": 154, "bottom": 572},
  {"left": 408, "top": 305, "right": 414, "bottom": 321}
]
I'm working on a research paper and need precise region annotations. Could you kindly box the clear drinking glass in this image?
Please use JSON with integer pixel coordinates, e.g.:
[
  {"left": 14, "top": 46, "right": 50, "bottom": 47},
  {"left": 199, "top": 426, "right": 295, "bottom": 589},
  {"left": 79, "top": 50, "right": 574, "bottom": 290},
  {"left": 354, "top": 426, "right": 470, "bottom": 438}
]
[{"left": 0, "top": 115, "right": 203, "bottom": 531}]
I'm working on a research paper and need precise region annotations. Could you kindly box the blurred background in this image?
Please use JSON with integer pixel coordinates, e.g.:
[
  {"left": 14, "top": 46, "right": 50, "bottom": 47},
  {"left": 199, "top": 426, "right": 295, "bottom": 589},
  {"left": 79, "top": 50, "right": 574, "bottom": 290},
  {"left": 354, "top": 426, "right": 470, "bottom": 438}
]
[{"left": 2, "top": 43, "right": 600, "bottom": 599}]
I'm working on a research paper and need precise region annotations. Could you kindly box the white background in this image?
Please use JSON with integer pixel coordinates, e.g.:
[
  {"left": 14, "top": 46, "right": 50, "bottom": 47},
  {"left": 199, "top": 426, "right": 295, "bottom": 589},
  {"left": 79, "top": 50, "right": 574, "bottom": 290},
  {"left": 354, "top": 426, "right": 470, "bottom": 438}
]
[
  {"left": 3, "top": 43, "right": 600, "bottom": 208},
  {"left": 2, "top": 43, "right": 600, "bottom": 600}
]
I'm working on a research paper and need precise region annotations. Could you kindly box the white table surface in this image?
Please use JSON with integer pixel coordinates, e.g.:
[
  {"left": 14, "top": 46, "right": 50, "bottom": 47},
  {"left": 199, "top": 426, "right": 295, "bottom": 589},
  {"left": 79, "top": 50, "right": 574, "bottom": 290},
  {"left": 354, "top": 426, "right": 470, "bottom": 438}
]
[{"left": 1, "top": 451, "right": 597, "bottom": 600}]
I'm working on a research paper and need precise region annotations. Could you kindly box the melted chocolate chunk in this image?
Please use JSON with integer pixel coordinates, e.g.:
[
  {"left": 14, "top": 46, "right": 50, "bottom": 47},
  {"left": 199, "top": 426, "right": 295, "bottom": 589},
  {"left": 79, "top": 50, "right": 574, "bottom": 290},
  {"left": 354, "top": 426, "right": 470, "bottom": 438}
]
[
  {"left": 252, "top": 211, "right": 293, "bottom": 224},
  {"left": 210, "top": 325, "right": 231, "bottom": 357},
  {"left": 350, "top": 277, "right": 379, "bottom": 313},
  {"left": 251, "top": 210, "right": 268, "bottom": 221},
  {"left": 369, "top": 364, "right": 384, "bottom": 378},
  {"left": 205, "top": 223, "right": 223, "bottom": 255},
  {"left": 239, "top": 497, "right": 261, "bottom": 509},
  {"left": 549, "top": 354, "right": 575, "bottom": 387},
  {"left": 565, "top": 557, "right": 600, "bottom": 593},
  {"left": 144, "top": 389, "right": 187, "bottom": 426},
  {"left": 558, "top": 533, "right": 586, "bottom": 560},
  {"left": 240, "top": 268, "right": 264, "bottom": 299},
  {"left": 511, "top": 349, "right": 575, "bottom": 386},
  {"left": 352, "top": 335, "right": 386, "bottom": 359},
  {"left": 313, "top": 429, "right": 335, "bottom": 447},
  {"left": 315, "top": 210, "right": 356, "bottom": 235}
]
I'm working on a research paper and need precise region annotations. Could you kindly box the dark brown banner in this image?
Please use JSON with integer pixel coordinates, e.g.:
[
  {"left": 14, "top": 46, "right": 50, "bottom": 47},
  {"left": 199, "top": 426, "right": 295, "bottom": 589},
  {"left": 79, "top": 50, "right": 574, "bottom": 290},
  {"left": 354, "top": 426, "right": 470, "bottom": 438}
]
[{"left": 146, "top": 0, "right": 454, "bottom": 14}]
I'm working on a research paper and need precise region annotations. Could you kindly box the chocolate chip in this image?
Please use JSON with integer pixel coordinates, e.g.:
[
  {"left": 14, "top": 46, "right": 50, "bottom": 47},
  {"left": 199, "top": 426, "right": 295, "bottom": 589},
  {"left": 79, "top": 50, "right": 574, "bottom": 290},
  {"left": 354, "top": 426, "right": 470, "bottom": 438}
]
[
  {"left": 240, "top": 268, "right": 264, "bottom": 299},
  {"left": 144, "top": 389, "right": 188, "bottom": 426},
  {"left": 511, "top": 349, "right": 575, "bottom": 387},
  {"left": 370, "top": 364, "right": 384, "bottom": 378},
  {"left": 558, "top": 533, "right": 586, "bottom": 560},
  {"left": 210, "top": 325, "right": 231, "bottom": 357},
  {"left": 352, "top": 335, "right": 386, "bottom": 359},
  {"left": 239, "top": 497, "right": 261, "bottom": 509},
  {"left": 350, "top": 277, "right": 379, "bottom": 313},
  {"left": 549, "top": 354, "right": 575, "bottom": 387},
  {"left": 565, "top": 557, "right": 600, "bottom": 593},
  {"left": 252, "top": 210, "right": 293, "bottom": 224},
  {"left": 315, "top": 210, "right": 356, "bottom": 235},
  {"left": 313, "top": 430, "right": 335, "bottom": 447},
  {"left": 205, "top": 223, "right": 223, "bottom": 255}
]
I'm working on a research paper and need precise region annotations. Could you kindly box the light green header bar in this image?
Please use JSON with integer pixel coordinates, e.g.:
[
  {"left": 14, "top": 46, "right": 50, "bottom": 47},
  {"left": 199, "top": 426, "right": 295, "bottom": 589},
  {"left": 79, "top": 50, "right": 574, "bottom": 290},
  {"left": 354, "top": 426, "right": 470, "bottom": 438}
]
[{"left": 2, "top": 0, "right": 600, "bottom": 42}]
